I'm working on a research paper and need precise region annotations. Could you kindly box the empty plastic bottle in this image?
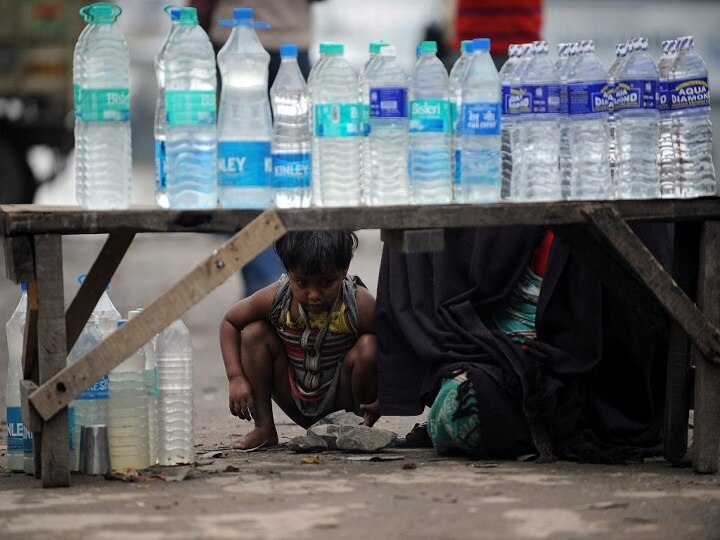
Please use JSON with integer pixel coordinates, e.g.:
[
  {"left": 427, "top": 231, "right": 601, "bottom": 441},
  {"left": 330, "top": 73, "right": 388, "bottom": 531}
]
[
  {"left": 408, "top": 41, "right": 452, "bottom": 204},
  {"left": 165, "top": 6, "right": 217, "bottom": 209},
  {"left": 657, "top": 38, "right": 678, "bottom": 198},
  {"left": 156, "top": 319, "right": 194, "bottom": 465},
  {"left": 615, "top": 37, "right": 660, "bottom": 199},
  {"left": 567, "top": 40, "right": 611, "bottom": 200},
  {"left": 73, "top": 2, "right": 131, "bottom": 209},
  {"left": 154, "top": 5, "right": 181, "bottom": 209},
  {"left": 359, "top": 41, "right": 387, "bottom": 204},
  {"left": 670, "top": 35, "right": 716, "bottom": 198},
  {"left": 108, "top": 319, "right": 149, "bottom": 470},
  {"left": 499, "top": 44, "right": 521, "bottom": 200},
  {"left": 516, "top": 40, "right": 562, "bottom": 201},
  {"left": 607, "top": 42, "right": 629, "bottom": 196},
  {"left": 5, "top": 283, "right": 27, "bottom": 472},
  {"left": 271, "top": 44, "right": 311, "bottom": 208},
  {"left": 67, "top": 322, "right": 108, "bottom": 472},
  {"left": 449, "top": 40, "right": 474, "bottom": 201},
  {"left": 217, "top": 8, "right": 273, "bottom": 209},
  {"left": 78, "top": 273, "right": 121, "bottom": 339},
  {"left": 556, "top": 42, "right": 577, "bottom": 200},
  {"left": 459, "top": 37, "right": 502, "bottom": 203},
  {"left": 313, "top": 43, "right": 361, "bottom": 207},
  {"left": 129, "top": 309, "right": 157, "bottom": 466}
]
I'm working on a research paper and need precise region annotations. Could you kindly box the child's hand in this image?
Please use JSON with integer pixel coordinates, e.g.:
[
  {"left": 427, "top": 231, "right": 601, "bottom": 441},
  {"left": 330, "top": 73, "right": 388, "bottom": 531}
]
[
  {"left": 229, "top": 377, "right": 254, "bottom": 421},
  {"left": 360, "top": 399, "right": 381, "bottom": 427}
]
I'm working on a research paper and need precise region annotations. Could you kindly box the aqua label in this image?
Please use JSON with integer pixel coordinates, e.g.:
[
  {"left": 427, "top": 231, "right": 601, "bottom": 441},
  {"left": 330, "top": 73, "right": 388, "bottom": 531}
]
[
  {"left": 315, "top": 103, "right": 361, "bottom": 138},
  {"left": 454, "top": 148, "right": 462, "bottom": 185},
  {"left": 670, "top": 77, "right": 710, "bottom": 110},
  {"left": 409, "top": 99, "right": 452, "bottom": 133},
  {"left": 568, "top": 81, "right": 611, "bottom": 116},
  {"left": 613, "top": 79, "right": 657, "bottom": 111},
  {"left": 80, "top": 88, "right": 130, "bottom": 122},
  {"left": 370, "top": 87, "right": 407, "bottom": 118},
  {"left": 154, "top": 139, "right": 167, "bottom": 190},
  {"left": 218, "top": 141, "right": 272, "bottom": 189},
  {"left": 515, "top": 84, "right": 561, "bottom": 114},
  {"left": 461, "top": 102, "right": 501, "bottom": 135},
  {"left": 77, "top": 374, "right": 109, "bottom": 400},
  {"left": 272, "top": 153, "right": 311, "bottom": 189},
  {"left": 6, "top": 406, "right": 23, "bottom": 452},
  {"left": 166, "top": 90, "right": 216, "bottom": 126}
]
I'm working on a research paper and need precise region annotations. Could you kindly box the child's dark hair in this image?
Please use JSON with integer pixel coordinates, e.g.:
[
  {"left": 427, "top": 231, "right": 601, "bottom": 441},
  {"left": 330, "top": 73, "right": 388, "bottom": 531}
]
[{"left": 274, "top": 231, "right": 358, "bottom": 275}]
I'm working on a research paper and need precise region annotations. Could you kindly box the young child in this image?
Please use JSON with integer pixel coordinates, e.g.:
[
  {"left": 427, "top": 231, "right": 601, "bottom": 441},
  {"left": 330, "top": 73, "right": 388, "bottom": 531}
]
[{"left": 220, "top": 230, "right": 379, "bottom": 450}]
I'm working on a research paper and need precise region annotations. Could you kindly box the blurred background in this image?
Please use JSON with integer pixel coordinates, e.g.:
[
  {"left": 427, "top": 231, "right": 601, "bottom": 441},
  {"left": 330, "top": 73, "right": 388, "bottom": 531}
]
[{"left": 1, "top": 0, "right": 719, "bottom": 429}]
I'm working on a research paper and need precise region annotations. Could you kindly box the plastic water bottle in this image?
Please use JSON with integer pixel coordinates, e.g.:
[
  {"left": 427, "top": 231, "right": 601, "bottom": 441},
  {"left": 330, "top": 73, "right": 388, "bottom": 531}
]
[
  {"left": 156, "top": 319, "right": 194, "bottom": 465},
  {"left": 516, "top": 40, "right": 562, "bottom": 201},
  {"left": 509, "top": 43, "right": 534, "bottom": 200},
  {"left": 499, "top": 44, "right": 521, "bottom": 200},
  {"left": 67, "top": 322, "right": 108, "bottom": 472},
  {"left": 154, "top": 6, "right": 181, "bottom": 209},
  {"left": 607, "top": 42, "right": 629, "bottom": 197},
  {"left": 408, "top": 41, "right": 452, "bottom": 204},
  {"left": 615, "top": 37, "right": 660, "bottom": 199},
  {"left": 670, "top": 35, "right": 716, "bottom": 198},
  {"left": 556, "top": 42, "right": 577, "bottom": 200},
  {"left": 313, "top": 43, "right": 361, "bottom": 207},
  {"left": 78, "top": 273, "right": 121, "bottom": 339},
  {"left": 5, "top": 284, "right": 27, "bottom": 472},
  {"left": 271, "top": 44, "right": 311, "bottom": 208},
  {"left": 72, "top": 6, "right": 92, "bottom": 207},
  {"left": 459, "top": 38, "right": 501, "bottom": 203},
  {"left": 73, "top": 2, "right": 131, "bottom": 209},
  {"left": 360, "top": 41, "right": 387, "bottom": 204},
  {"left": 217, "top": 8, "right": 273, "bottom": 209},
  {"left": 657, "top": 39, "right": 678, "bottom": 198},
  {"left": 567, "top": 40, "right": 611, "bottom": 200},
  {"left": 308, "top": 42, "right": 336, "bottom": 206},
  {"left": 165, "top": 6, "right": 217, "bottom": 209},
  {"left": 129, "top": 309, "right": 157, "bottom": 466},
  {"left": 449, "top": 40, "right": 474, "bottom": 201}
]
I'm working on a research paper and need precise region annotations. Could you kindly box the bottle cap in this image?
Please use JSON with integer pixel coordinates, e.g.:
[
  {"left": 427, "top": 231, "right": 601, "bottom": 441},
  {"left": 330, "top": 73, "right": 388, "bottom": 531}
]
[
  {"left": 83, "top": 3, "right": 122, "bottom": 24},
  {"left": 379, "top": 45, "right": 396, "bottom": 57},
  {"left": 369, "top": 41, "right": 387, "bottom": 54},
  {"left": 473, "top": 38, "right": 491, "bottom": 52},
  {"left": 280, "top": 43, "right": 298, "bottom": 57},
  {"left": 128, "top": 309, "right": 142, "bottom": 319},
  {"left": 220, "top": 7, "right": 271, "bottom": 28},
  {"left": 460, "top": 40, "right": 473, "bottom": 53},
  {"left": 177, "top": 6, "right": 198, "bottom": 25},
  {"left": 20, "top": 282, "right": 27, "bottom": 292},
  {"left": 77, "top": 273, "right": 112, "bottom": 291},
  {"left": 321, "top": 42, "right": 344, "bottom": 55},
  {"left": 116, "top": 319, "right": 128, "bottom": 328},
  {"left": 164, "top": 4, "right": 181, "bottom": 21},
  {"left": 420, "top": 41, "right": 437, "bottom": 54}
]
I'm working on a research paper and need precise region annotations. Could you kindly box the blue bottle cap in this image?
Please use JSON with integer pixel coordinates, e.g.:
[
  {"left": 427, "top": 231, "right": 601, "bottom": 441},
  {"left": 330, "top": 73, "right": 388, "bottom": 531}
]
[
  {"left": 20, "top": 282, "right": 27, "bottom": 292},
  {"left": 117, "top": 319, "right": 127, "bottom": 328},
  {"left": 220, "top": 7, "right": 270, "bottom": 28},
  {"left": 164, "top": 4, "right": 181, "bottom": 21},
  {"left": 280, "top": 43, "right": 298, "bottom": 57},
  {"left": 473, "top": 38, "right": 491, "bottom": 52},
  {"left": 77, "top": 273, "right": 112, "bottom": 290},
  {"left": 460, "top": 40, "right": 473, "bottom": 53}
]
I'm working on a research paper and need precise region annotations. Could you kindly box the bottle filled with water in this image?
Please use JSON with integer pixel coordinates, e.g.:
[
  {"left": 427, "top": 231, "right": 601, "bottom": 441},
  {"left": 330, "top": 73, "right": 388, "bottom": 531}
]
[
  {"left": 615, "top": 37, "right": 660, "bottom": 199},
  {"left": 408, "top": 41, "right": 452, "bottom": 204},
  {"left": 154, "top": 6, "right": 181, "bottom": 209},
  {"left": 5, "top": 283, "right": 27, "bottom": 472},
  {"left": 670, "top": 35, "right": 716, "bottom": 198},
  {"left": 165, "top": 7, "right": 217, "bottom": 208},
  {"left": 459, "top": 38, "right": 501, "bottom": 203},
  {"left": 657, "top": 39, "right": 678, "bottom": 197},
  {"left": 499, "top": 44, "right": 521, "bottom": 199},
  {"left": 217, "top": 8, "right": 273, "bottom": 208},
  {"left": 129, "top": 309, "right": 157, "bottom": 466},
  {"left": 271, "top": 44, "right": 311, "bottom": 208},
  {"left": 359, "top": 41, "right": 387, "bottom": 204},
  {"left": 108, "top": 319, "right": 149, "bottom": 470},
  {"left": 73, "top": 2, "right": 131, "bottom": 209},
  {"left": 556, "top": 42, "right": 577, "bottom": 200},
  {"left": 156, "top": 319, "right": 194, "bottom": 465},
  {"left": 607, "top": 42, "right": 629, "bottom": 197},
  {"left": 449, "top": 40, "right": 474, "bottom": 201},
  {"left": 567, "top": 40, "right": 611, "bottom": 200},
  {"left": 307, "top": 42, "right": 336, "bottom": 206},
  {"left": 312, "top": 43, "right": 361, "bottom": 206},
  {"left": 508, "top": 43, "right": 534, "bottom": 200}
]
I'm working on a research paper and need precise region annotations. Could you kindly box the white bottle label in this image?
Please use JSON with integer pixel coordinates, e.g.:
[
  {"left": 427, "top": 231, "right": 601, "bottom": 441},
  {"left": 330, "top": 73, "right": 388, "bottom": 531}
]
[{"left": 217, "top": 141, "right": 272, "bottom": 188}]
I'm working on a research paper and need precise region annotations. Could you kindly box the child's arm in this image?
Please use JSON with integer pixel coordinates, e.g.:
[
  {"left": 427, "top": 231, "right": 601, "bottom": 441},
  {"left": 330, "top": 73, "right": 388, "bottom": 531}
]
[
  {"left": 220, "top": 284, "right": 276, "bottom": 420},
  {"left": 354, "top": 283, "right": 381, "bottom": 426}
]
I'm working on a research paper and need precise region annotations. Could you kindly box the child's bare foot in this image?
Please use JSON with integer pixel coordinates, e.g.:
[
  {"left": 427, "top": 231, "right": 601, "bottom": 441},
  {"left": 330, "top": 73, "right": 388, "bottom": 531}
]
[{"left": 232, "top": 427, "right": 279, "bottom": 450}]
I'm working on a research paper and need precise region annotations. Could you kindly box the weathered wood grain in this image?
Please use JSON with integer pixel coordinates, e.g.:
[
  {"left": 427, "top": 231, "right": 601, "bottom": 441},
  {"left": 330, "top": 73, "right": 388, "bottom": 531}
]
[
  {"left": 381, "top": 229, "right": 446, "bottom": 253},
  {"left": 3, "top": 236, "right": 34, "bottom": 282}
]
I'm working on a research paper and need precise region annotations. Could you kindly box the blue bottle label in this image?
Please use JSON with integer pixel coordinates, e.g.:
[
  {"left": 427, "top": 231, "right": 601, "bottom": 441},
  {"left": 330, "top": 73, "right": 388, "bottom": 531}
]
[
  {"left": 6, "top": 406, "right": 23, "bottom": 452},
  {"left": 272, "top": 153, "right": 311, "bottom": 189},
  {"left": 217, "top": 141, "right": 272, "bottom": 188},
  {"left": 370, "top": 87, "right": 408, "bottom": 118},
  {"left": 614, "top": 79, "right": 658, "bottom": 111},
  {"left": 166, "top": 90, "right": 216, "bottom": 126},
  {"left": 659, "top": 81, "right": 670, "bottom": 113},
  {"left": 77, "top": 374, "right": 109, "bottom": 400},
  {"left": 314, "top": 103, "right": 361, "bottom": 138},
  {"left": 508, "top": 87, "right": 532, "bottom": 115},
  {"left": 501, "top": 84, "right": 515, "bottom": 115},
  {"left": 79, "top": 88, "right": 130, "bottom": 122},
  {"left": 559, "top": 84, "right": 569, "bottom": 115},
  {"left": 154, "top": 139, "right": 166, "bottom": 190},
  {"left": 516, "top": 84, "right": 561, "bottom": 114},
  {"left": 68, "top": 406, "right": 75, "bottom": 451},
  {"left": 568, "top": 81, "right": 611, "bottom": 116},
  {"left": 460, "top": 102, "right": 501, "bottom": 135},
  {"left": 409, "top": 99, "right": 452, "bottom": 133},
  {"left": 670, "top": 77, "right": 710, "bottom": 111},
  {"left": 454, "top": 148, "right": 462, "bottom": 185}
]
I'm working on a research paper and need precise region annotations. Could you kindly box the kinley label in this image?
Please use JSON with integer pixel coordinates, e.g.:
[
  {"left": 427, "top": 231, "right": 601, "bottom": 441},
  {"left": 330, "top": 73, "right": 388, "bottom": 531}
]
[
  {"left": 217, "top": 141, "right": 272, "bottom": 188},
  {"left": 567, "top": 81, "right": 611, "bottom": 116},
  {"left": 613, "top": 79, "right": 657, "bottom": 111},
  {"left": 6, "top": 406, "right": 23, "bottom": 452},
  {"left": 77, "top": 374, "right": 109, "bottom": 400},
  {"left": 272, "top": 153, "right": 311, "bottom": 189},
  {"left": 409, "top": 99, "right": 452, "bottom": 133},
  {"left": 670, "top": 77, "right": 710, "bottom": 110},
  {"left": 461, "top": 102, "right": 500, "bottom": 135}
]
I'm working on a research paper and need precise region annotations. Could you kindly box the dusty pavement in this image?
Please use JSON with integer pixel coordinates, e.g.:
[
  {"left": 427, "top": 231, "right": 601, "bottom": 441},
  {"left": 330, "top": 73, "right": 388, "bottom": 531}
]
[{"left": 2, "top": 231, "right": 720, "bottom": 539}]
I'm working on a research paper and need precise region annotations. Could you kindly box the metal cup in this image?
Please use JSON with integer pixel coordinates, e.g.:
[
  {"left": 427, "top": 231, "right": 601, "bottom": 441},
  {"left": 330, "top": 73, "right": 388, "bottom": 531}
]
[{"left": 80, "top": 424, "right": 110, "bottom": 475}]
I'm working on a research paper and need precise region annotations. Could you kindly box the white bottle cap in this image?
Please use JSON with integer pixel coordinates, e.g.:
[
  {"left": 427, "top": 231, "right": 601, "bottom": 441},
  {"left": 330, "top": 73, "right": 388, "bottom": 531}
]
[{"left": 379, "top": 45, "right": 396, "bottom": 57}]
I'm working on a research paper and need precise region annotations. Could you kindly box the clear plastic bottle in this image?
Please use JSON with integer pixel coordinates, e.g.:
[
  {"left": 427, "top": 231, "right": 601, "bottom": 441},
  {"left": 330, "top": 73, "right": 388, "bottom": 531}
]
[
  {"left": 459, "top": 37, "right": 501, "bottom": 203},
  {"left": 567, "top": 40, "right": 611, "bottom": 200},
  {"left": 615, "top": 37, "right": 660, "bottom": 199},
  {"left": 165, "top": 6, "right": 217, "bottom": 209},
  {"left": 556, "top": 42, "right": 577, "bottom": 200},
  {"left": 108, "top": 319, "right": 149, "bottom": 471},
  {"left": 73, "top": 3, "right": 131, "bottom": 209},
  {"left": 308, "top": 42, "right": 336, "bottom": 207},
  {"left": 449, "top": 40, "right": 474, "bottom": 202},
  {"left": 408, "top": 41, "right": 452, "bottom": 204},
  {"left": 156, "top": 319, "right": 194, "bottom": 465},
  {"left": 217, "top": 8, "right": 273, "bottom": 209},
  {"left": 5, "top": 283, "right": 27, "bottom": 472},
  {"left": 516, "top": 40, "right": 562, "bottom": 201},
  {"left": 77, "top": 273, "right": 121, "bottom": 339},
  {"left": 359, "top": 41, "right": 387, "bottom": 205},
  {"left": 670, "top": 35, "right": 716, "bottom": 198},
  {"left": 129, "top": 309, "right": 157, "bottom": 466},
  {"left": 67, "top": 322, "right": 108, "bottom": 472},
  {"left": 607, "top": 42, "right": 629, "bottom": 197},
  {"left": 154, "top": 5, "right": 181, "bottom": 209},
  {"left": 508, "top": 43, "right": 534, "bottom": 200},
  {"left": 499, "top": 43, "right": 521, "bottom": 200},
  {"left": 271, "top": 44, "right": 311, "bottom": 208},
  {"left": 657, "top": 38, "right": 678, "bottom": 198},
  {"left": 313, "top": 43, "right": 361, "bottom": 207},
  {"left": 365, "top": 45, "right": 409, "bottom": 205},
  {"left": 72, "top": 5, "right": 93, "bottom": 207}
]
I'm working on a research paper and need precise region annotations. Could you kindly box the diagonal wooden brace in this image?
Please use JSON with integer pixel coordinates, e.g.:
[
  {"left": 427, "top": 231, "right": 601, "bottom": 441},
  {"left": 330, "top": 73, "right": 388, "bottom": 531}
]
[
  {"left": 29, "top": 210, "right": 287, "bottom": 422},
  {"left": 585, "top": 205, "right": 720, "bottom": 363}
]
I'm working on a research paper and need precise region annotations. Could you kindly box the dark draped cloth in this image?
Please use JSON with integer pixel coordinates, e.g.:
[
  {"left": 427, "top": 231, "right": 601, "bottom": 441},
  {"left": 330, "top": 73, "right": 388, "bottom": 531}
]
[{"left": 376, "top": 224, "right": 673, "bottom": 462}]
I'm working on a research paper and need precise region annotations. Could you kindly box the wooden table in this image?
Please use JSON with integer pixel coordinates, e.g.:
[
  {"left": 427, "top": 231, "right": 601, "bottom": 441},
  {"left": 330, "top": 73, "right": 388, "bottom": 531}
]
[{"left": 2, "top": 200, "right": 719, "bottom": 487}]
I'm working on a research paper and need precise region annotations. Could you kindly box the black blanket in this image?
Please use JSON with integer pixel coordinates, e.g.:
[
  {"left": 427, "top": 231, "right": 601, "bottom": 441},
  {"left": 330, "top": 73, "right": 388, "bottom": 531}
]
[{"left": 376, "top": 224, "right": 673, "bottom": 462}]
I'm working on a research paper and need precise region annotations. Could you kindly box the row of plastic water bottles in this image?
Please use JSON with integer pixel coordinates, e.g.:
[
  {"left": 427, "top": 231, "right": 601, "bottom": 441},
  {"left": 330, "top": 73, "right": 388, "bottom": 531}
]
[{"left": 4, "top": 280, "right": 195, "bottom": 473}]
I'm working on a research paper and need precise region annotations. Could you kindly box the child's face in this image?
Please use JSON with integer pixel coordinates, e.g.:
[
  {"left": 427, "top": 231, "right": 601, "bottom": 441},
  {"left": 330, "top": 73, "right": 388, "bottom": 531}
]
[{"left": 287, "top": 268, "right": 346, "bottom": 315}]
